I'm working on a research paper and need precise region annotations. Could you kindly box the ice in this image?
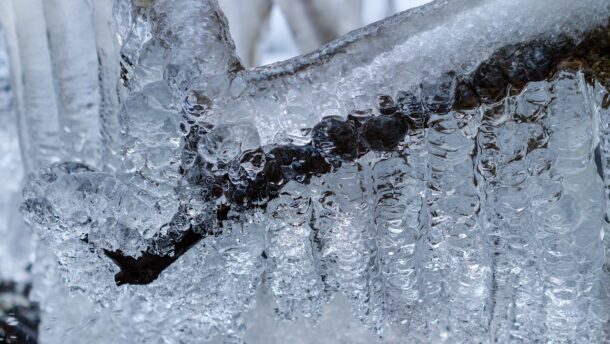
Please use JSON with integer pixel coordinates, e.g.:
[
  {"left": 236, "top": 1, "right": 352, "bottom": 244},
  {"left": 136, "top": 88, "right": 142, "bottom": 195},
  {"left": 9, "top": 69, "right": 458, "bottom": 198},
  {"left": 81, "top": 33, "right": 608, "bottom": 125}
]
[
  {"left": 311, "top": 162, "right": 385, "bottom": 332},
  {"left": 43, "top": 0, "right": 102, "bottom": 168},
  {"left": 265, "top": 181, "right": 324, "bottom": 319},
  {"left": 0, "top": 24, "right": 27, "bottom": 283},
  {"left": 0, "top": 23, "right": 37, "bottom": 343},
  {"left": 232, "top": 0, "right": 608, "bottom": 147},
  {"left": 476, "top": 70, "right": 608, "bottom": 343},
  {"left": 8, "top": 0, "right": 62, "bottom": 172},
  {"left": 0, "top": 0, "right": 609, "bottom": 343}
]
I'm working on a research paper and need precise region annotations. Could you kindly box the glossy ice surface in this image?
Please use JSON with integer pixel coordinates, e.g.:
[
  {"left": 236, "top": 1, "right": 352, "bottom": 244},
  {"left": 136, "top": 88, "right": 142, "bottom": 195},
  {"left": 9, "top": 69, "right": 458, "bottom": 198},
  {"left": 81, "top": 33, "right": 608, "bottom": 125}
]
[{"left": 1, "top": 0, "right": 610, "bottom": 343}]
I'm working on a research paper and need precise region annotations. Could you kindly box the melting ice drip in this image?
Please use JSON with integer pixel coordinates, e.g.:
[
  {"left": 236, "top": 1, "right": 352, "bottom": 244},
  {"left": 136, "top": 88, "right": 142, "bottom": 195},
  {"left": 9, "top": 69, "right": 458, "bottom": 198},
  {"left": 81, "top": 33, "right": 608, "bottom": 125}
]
[{"left": 2, "top": 0, "right": 610, "bottom": 342}]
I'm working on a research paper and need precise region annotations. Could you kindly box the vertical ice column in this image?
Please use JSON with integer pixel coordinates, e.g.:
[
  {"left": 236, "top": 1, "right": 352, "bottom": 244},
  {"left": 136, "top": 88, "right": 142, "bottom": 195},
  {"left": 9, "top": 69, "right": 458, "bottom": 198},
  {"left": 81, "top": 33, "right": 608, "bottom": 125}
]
[
  {"left": 312, "top": 162, "right": 384, "bottom": 332},
  {"left": 477, "top": 88, "right": 549, "bottom": 342},
  {"left": 541, "top": 69, "right": 607, "bottom": 343},
  {"left": 43, "top": 0, "right": 102, "bottom": 169},
  {"left": 478, "top": 69, "right": 609, "bottom": 343},
  {"left": 265, "top": 181, "right": 324, "bottom": 320},
  {"left": 92, "top": 0, "right": 122, "bottom": 172},
  {"left": 0, "top": 24, "right": 28, "bottom": 282},
  {"left": 369, "top": 153, "right": 421, "bottom": 327},
  {"left": 593, "top": 78, "right": 610, "bottom": 341},
  {"left": 1, "top": 0, "right": 105, "bottom": 170},
  {"left": 1, "top": 5, "right": 106, "bottom": 343},
  {"left": 368, "top": 88, "right": 427, "bottom": 330},
  {"left": 9, "top": 0, "right": 61, "bottom": 172},
  {"left": 412, "top": 74, "right": 490, "bottom": 342}
]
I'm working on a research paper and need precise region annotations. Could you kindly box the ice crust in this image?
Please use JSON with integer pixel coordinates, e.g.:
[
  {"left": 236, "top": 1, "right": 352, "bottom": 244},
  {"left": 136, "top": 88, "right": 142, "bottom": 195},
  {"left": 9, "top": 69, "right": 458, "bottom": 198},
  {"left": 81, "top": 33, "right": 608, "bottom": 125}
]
[{"left": 0, "top": 0, "right": 609, "bottom": 342}]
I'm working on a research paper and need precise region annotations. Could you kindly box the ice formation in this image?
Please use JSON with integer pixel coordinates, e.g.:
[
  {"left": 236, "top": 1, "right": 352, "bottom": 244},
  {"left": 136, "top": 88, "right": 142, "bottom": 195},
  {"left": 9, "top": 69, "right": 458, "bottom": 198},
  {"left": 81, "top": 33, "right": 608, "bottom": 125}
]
[
  {"left": 0, "top": 0, "right": 609, "bottom": 342},
  {"left": 0, "top": 18, "right": 39, "bottom": 344}
]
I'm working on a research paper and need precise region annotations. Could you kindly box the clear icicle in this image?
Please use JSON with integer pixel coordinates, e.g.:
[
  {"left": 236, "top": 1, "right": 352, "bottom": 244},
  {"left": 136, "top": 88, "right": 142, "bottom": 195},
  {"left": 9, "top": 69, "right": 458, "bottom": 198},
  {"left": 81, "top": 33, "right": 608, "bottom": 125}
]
[
  {"left": 43, "top": 0, "right": 102, "bottom": 168},
  {"left": 265, "top": 181, "right": 324, "bottom": 320}
]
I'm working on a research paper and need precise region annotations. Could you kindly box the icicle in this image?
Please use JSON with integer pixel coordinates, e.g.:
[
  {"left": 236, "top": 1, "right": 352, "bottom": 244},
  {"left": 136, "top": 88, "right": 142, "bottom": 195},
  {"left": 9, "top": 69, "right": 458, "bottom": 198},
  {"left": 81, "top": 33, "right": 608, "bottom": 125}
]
[
  {"left": 312, "top": 161, "right": 385, "bottom": 332},
  {"left": 9, "top": 0, "right": 61, "bottom": 171},
  {"left": 92, "top": 0, "right": 122, "bottom": 172},
  {"left": 265, "top": 181, "right": 324, "bottom": 320},
  {"left": 42, "top": 0, "right": 102, "bottom": 168}
]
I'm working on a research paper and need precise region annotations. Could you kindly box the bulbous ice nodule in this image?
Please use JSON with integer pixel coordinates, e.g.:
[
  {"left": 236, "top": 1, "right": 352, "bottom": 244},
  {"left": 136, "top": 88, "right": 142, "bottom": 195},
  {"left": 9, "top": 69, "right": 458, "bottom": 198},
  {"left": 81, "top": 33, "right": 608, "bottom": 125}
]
[
  {"left": 311, "top": 116, "right": 359, "bottom": 163},
  {"left": 239, "top": 148, "right": 266, "bottom": 179},
  {"left": 360, "top": 115, "right": 408, "bottom": 151},
  {"left": 198, "top": 122, "right": 261, "bottom": 166},
  {"left": 184, "top": 90, "right": 212, "bottom": 118},
  {"left": 397, "top": 90, "right": 428, "bottom": 129}
]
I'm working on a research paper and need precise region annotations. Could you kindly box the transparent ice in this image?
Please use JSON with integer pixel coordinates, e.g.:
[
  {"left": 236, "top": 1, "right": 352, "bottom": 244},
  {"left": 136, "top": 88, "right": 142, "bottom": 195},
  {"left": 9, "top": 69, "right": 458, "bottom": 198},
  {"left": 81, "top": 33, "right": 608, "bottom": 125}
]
[{"left": 0, "top": 0, "right": 609, "bottom": 343}]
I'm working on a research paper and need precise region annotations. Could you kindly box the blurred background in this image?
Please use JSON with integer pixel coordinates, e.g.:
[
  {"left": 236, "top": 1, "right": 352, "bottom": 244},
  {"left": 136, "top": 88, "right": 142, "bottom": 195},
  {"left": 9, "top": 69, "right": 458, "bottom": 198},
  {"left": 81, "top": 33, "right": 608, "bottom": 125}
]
[{"left": 219, "top": 0, "right": 433, "bottom": 66}]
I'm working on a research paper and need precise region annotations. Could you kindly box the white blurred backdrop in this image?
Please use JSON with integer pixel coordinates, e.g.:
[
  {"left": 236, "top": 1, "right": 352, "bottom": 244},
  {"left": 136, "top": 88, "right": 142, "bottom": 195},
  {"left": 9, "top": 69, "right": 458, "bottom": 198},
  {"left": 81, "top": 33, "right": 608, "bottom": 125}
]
[{"left": 219, "top": 0, "right": 433, "bottom": 66}]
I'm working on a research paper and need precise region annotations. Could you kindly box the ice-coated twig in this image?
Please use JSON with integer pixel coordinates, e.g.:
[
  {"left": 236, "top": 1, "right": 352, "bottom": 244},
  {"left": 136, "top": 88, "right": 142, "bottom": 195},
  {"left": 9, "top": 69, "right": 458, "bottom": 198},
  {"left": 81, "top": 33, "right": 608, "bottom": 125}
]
[{"left": 6, "top": 0, "right": 610, "bottom": 342}]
